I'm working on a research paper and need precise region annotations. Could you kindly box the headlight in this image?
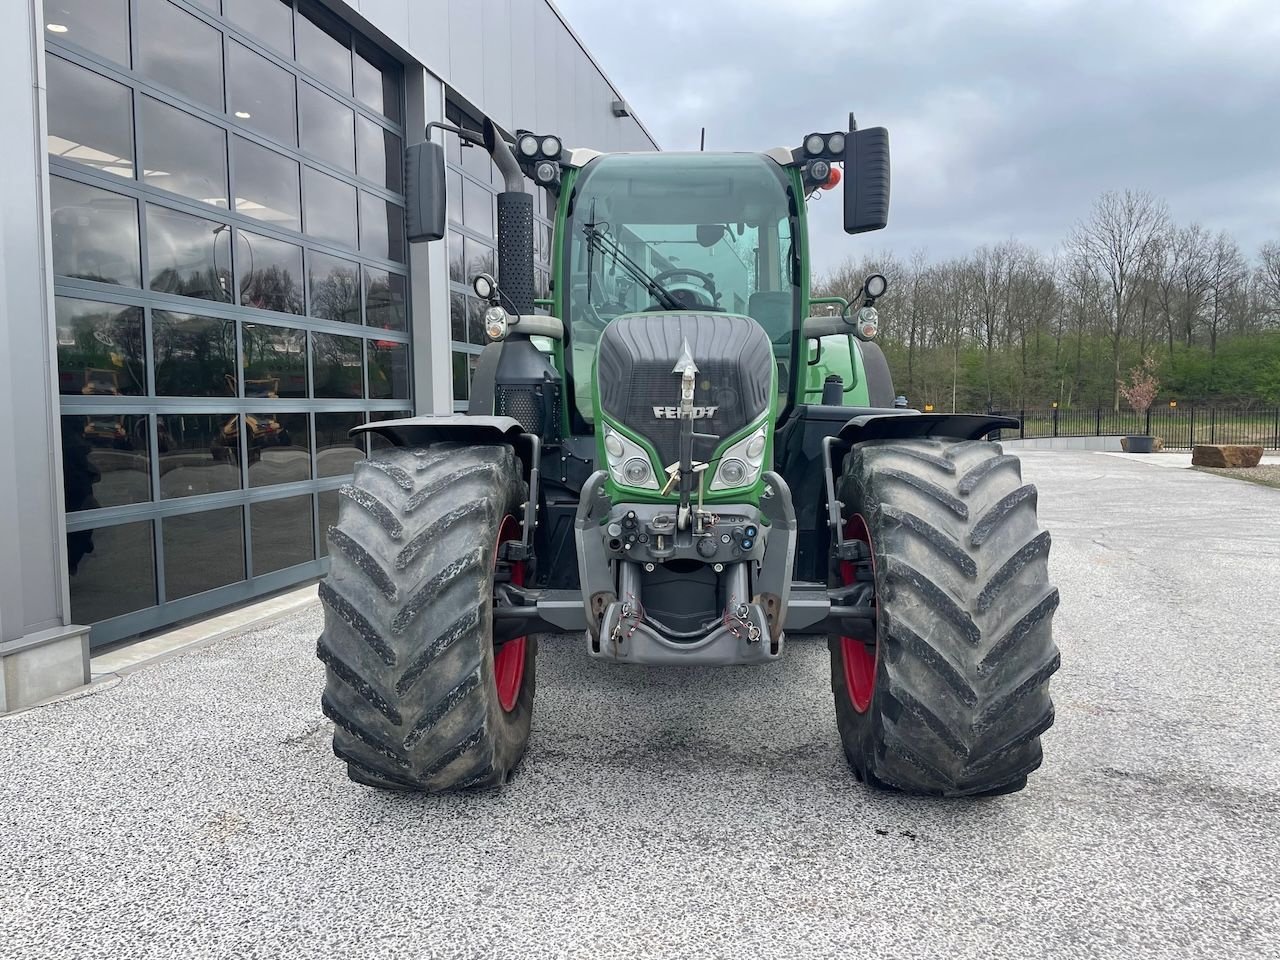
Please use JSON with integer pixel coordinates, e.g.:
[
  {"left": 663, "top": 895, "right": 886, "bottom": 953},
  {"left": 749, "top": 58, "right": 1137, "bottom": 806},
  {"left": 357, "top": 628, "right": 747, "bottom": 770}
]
[
  {"left": 804, "top": 133, "right": 825, "bottom": 156},
  {"left": 518, "top": 134, "right": 540, "bottom": 157},
  {"left": 484, "top": 306, "right": 509, "bottom": 341},
  {"left": 710, "top": 421, "right": 768, "bottom": 491},
  {"left": 826, "top": 132, "right": 846, "bottom": 155},
  {"left": 856, "top": 306, "right": 879, "bottom": 340},
  {"left": 601, "top": 423, "right": 659, "bottom": 490},
  {"left": 541, "top": 136, "right": 561, "bottom": 157}
]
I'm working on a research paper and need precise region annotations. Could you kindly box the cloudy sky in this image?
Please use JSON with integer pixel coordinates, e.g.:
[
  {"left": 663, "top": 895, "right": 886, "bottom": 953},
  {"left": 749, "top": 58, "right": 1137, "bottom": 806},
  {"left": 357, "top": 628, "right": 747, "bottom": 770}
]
[{"left": 555, "top": 0, "right": 1280, "bottom": 276}]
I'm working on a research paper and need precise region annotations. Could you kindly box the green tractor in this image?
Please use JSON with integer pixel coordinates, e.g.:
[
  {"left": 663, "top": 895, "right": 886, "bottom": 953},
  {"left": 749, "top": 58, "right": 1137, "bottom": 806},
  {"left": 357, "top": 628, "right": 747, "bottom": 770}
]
[{"left": 317, "top": 115, "right": 1060, "bottom": 797}]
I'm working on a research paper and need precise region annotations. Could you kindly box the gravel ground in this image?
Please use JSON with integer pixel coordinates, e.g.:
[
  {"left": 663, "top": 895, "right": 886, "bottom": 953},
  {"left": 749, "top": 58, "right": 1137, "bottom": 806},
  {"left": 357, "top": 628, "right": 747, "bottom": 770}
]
[
  {"left": 3, "top": 450, "right": 1279, "bottom": 960},
  {"left": 1193, "top": 463, "right": 1280, "bottom": 489}
]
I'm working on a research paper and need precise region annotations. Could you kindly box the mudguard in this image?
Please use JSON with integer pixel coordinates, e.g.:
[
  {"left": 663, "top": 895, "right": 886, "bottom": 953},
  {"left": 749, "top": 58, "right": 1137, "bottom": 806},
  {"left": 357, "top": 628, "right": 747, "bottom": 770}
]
[
  {"left": 351, "top": 414, "right": 525, "bottom": 447},
  {"left": 837, "top": 413, "right": 1018, "bottom": 446}
]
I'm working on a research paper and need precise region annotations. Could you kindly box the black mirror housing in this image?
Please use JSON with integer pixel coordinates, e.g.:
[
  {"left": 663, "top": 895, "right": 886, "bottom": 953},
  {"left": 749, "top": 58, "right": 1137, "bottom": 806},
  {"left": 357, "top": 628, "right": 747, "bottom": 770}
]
[
  {"left": 843, "top": 127, "right": 890, "bottom": 234},
  {"left": 405, "top": 140, "right": 447, "bottom": 242}
]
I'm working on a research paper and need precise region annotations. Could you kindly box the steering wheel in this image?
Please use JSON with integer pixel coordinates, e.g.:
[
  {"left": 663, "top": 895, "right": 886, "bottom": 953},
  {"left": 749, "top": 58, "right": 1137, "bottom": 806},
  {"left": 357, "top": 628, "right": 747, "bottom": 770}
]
[{"left": 651, "top": 268, "right": 718, "bottom": 308}]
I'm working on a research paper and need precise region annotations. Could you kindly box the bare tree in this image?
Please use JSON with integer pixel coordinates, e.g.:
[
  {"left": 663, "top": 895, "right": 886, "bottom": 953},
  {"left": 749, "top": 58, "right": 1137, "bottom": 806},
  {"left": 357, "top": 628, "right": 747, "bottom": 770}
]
[{"left": 1068, "top": 189, "right": 1169, "bottom": 409}]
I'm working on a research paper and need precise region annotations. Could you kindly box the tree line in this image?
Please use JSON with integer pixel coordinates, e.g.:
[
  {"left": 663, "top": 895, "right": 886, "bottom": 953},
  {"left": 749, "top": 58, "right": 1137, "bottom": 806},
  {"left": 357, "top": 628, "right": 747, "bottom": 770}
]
[{"left": 813, "top": 189, "right": 1280, "bottom": 411}]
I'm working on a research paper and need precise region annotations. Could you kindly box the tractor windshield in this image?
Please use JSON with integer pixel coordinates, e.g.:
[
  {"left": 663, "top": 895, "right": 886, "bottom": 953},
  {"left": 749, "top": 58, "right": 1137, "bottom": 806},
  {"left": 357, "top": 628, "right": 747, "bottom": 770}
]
[{"left": 563, "top": 152, "right": 798, "bottom": 426}]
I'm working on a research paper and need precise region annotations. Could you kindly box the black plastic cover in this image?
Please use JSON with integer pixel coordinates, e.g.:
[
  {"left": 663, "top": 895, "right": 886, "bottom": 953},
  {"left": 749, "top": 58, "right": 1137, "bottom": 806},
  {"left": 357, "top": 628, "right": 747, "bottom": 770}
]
[
  {"left": 843, "top": 127, "right": 890, "bottom": 234},
  {"left": 405, "top": 140, "right": 447, "bottom": 242}
]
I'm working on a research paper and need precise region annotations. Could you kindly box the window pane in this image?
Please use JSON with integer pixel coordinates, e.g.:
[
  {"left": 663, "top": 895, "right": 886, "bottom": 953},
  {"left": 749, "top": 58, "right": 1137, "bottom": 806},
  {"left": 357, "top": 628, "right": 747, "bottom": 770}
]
[
  {"left": 237, "top": 231, "right": 304, "bottom": 314},
  {"left": 467, "top": 296, "right": 486, "bottom": 344},
  {"left": 450, "top": 292, "right": 466, "bottom": 344},
  {"left": 296, "top": 2, "right": 351, "bottom": 95},
  {"left": 315, "top": 412, "right": 363, "bottom": 477},
  {"left": 242, "top": 323, "right": 307, "bottom": 398},
  {"left": 367, "top": 340, "right": 408, "bottom": 400},
  {"left": 299, "top": 82, "right": 355, "bottom": 172},
  {"left": 227, "top": 41, "right": 296, "bottom": 145},
  {"left": 465, "top": 238, "right": 496, "bottom": 284},
  {"left": 68, "top": 521, "right": 156, "bottom": 622},
  {"left": 224, "top": 0, "right": 293, "bottom": 55},
  {"left": 247, "top": 413, "right": 311, "bottom": 487},
  {"left": 233, "top": 137, "right": 301, "bottom": 231},
  {"left": 356, "top": 116, "right": 402, "bottom": 193},
  {"left": 46, "top": 56, "right": 133, "bottom": 179},
  {"left": 451, "top": 351, "right": 469, "bottom": 401},
  {"left": 462, "top": 178, "right": 493, "bottom": 236},
  {"left": 158, "top": 413, "right": 242, "bottom": 498},
  {"left": 136, "top": 0, "right": 224, "bottom": 111},
  {"left": 50, "top": 176, "right": 140, "bottom": 287},
  {"left": 312, "top": 332, "right": 363, "bottom": 398},
  {"left": 55, "top": 297, "right": 145, "bottom": 396},
  {"left": 364, "top": 268, "right": 406, "bottom": 331},
  {"left": 251, "top": 494, "right": 314, "bottom": 575},
  {"left": 308, "top": 251, "right": 360, "bottom": 323},
  {"left": 461, "top": 141, "right": 493, "bottom": 184},
  {"left": 62, "top": 414, "right": 151, "bottom": 508},
  {"left": 45, "top": 0, "right": 130, "bottom": 66},
  {"left": 152, "top": 311, "right": 236, "bottom": 397},
  {"left": 447, "top": 230, "right": 464, "bottom": 282},
  {"left": 317, "top": 488, "right": 338, "bottom": 556},
  {"left": 146, "top": 205, "right": 233, "bottom": 302},
  {"left": 354, "top": 48, "right": 399, "bottom": 122},
  {"left": 140, "top": 98, "right": 228, "bottom": 208},
  {"left": 163, "top": 506, "right": 245, "bottom": 598},
  {"left": 303, "top": 167, "right": 357, "bottom": 248},
  {"left": 359, "top": 192, "right": 405, "bottom": 262},
  {"left": 446, "top": 169, "right": 463, "bottom": 223}
]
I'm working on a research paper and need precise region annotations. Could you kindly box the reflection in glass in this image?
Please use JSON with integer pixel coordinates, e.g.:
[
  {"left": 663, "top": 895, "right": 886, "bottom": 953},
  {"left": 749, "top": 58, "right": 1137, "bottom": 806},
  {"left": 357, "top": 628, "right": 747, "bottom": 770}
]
[
  {"left": 50, "top": 177, "right": 140, "bottom": 287},
  {"left": 448, "top": 230, "right": 464, "bottom": 282},
  {"left": 152, "top": 311, "right": 236, "bottom": 397},
  {"left": 354, "top": 49, "right": 400, "bottom": 122},
  {"left": 164, "top": 506, "right": 245, "bottom": 598},
  {"left": 46, "top": 56, "right": 134, "bottom": 179},
  {"left": 140, "top": 97, "right": 228, "bottom": 208},
  {"left": 61, "top": 414, "right": 151, "bottom": 509},
  {"left": 308, "top": 251, "right": 360, "bottom": 323},
  {"left": 356, "top": 116, "right": 402, "bottom": 192},
  {"left": 317, "top": 488, "right": 338, "bottom": 556},
  {"left": 68, "top": 520, "right": 156, "bottom": 622},
  {"left": 303, "top": 167, "right": 357, "bottom": 248},
  {"left": 367, "top": 340, "right": 408, "bottom": 400},
  {"left": 367, "top": 410, "right": 410, "bottom": 452},
  {"left": 251, "top": 494, "right": 315, "bottom": 575},
  {"left": 365, "top": 268, "right": 406, "bottom": 331},
  {"left": 227, "top": 41, "right": 296, "bottom": 145},
  {"left": 147, "top": 205, "right": 232, "bottom": 301},
  {"left": 299, "top": 82, "right": 355, "bottom": 172},
  {"left": 242, "top": 323, "right": 308, "bottom": 398},
  {"left": 233, "top": 137, "right": 301, "bottom": 230},
  {"left": 465, "top": 238, "right": 496, "bottom": 284},
  {"left": 313, "top": 332, "right": 363, "bottom": 398},
  {"left": 55, "top": 297, "right": 145, "bottom": 396},
  {"left": 315, "top": 412, "right": 364, "bottom": 477},
  {"left": 450, "top": 292, "right": 466, "bottom": 344},
  {"left": 463, "top": 178, "right": 493, "bottom": 236},
  {"left": 248, "top": 413, "right": 311, "bottom": 487},
  {"left": 237, "top": 231, "right": 304, "bottom": 314},
  {"left": 452, "top": 351, "right": 470, "bottom": 401},
  {"left": 359, "top": 192, "right": 405, "bottom": 262},
  {"left": 467, "top": 296, "right": 486, "bottom": 344},
  {"left": 296, "top": 3, "right": 352, "bottom": 95},
  {"left": 446, "top": 169, "right": 463, "bottom": 223},
  {"left": 137, "top": 0, "right": 224, "bottom": 111},
  {"left": 44, "top": 0, "right": 131, "bottom": 67},
  {"left": 158, "top": 413, "right": 242, "bottom": 499},
  {"left": 224, "top": 0, "right": 293, "bottom": 56}
]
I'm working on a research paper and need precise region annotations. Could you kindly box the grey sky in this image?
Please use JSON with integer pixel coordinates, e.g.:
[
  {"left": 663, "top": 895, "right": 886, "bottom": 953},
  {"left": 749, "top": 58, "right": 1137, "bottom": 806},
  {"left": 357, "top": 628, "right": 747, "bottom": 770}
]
[{"left": 555, "top": 0, "right": 1280, "bottom": 277}]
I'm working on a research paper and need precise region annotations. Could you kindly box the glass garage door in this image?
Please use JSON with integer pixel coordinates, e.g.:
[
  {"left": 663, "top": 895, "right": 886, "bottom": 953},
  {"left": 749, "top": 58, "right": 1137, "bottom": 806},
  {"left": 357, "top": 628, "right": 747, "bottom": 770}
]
[{"left": 45, "top": 0, "right": 411, "bottom": 646}]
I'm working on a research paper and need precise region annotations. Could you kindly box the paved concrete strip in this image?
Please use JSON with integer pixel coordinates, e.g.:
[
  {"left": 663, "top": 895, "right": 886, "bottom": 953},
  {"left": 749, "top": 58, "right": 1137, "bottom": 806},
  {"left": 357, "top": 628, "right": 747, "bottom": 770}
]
[
  {"left": 90, "top": 583, "right": 319, "bottom": 679},
  {"left": 1101, "top": 451, "right": 1280, "bottom": 468},
  {"left": 1, "top": 451, "right": 1278, "bottom": 959}
]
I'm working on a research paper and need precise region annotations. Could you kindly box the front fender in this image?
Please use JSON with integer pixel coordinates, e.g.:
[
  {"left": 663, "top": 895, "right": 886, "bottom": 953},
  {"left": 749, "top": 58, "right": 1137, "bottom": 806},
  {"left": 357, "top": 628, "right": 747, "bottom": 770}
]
[
  {"left": 351, "top": 414, "right": 525, "bottom": 448},
  {"left": 837, "top": 413, "right": 1018, "bottom": 446}
]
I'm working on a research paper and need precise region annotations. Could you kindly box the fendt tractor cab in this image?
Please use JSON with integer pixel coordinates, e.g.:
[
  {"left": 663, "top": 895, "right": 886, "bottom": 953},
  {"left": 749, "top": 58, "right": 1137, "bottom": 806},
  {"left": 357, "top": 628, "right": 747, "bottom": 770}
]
[{"left": 317, "top": 115, "right": 1060, "bottom": 797}]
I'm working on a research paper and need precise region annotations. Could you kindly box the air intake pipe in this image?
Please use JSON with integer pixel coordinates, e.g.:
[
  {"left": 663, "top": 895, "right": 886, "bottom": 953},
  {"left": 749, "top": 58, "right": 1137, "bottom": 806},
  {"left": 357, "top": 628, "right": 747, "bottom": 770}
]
[{"left": 484, "top": 118, "right": 536, "bottom": 316}]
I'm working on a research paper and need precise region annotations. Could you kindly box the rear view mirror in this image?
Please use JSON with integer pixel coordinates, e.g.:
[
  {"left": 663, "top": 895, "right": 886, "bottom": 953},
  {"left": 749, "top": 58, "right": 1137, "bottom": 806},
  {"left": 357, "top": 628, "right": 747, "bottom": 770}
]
[
  {"left": 843, "top": 127, "right": 890, "bottom": 234},
  {"left": 405, "top": 140, "right": 447, "bottom": 242}
]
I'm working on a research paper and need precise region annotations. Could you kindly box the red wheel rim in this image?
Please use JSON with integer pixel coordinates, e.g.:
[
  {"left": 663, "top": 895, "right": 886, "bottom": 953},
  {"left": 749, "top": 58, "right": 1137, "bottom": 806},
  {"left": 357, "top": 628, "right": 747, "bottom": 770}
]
[
  {"left": 839, "top": 514, "right": 877, "bottom": 713},
  {"left": 493, "top": 515, "right": 527, "bottom": 713}
]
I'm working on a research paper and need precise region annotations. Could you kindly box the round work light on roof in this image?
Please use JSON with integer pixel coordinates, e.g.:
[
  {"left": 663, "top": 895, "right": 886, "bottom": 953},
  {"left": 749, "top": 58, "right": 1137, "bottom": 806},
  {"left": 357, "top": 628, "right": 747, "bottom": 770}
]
[
  {"left": 541, "top": 136, "right": 561, "bottom": 157},
  {"left": 535, "top": 160, "right": 558, "bottom": 183},
  {"left": 864, "top": 273, "right": 888, "bottom": 298},
  {"left": 804, "top": 133, "right": 825, "bottom": 156},
  {"left": 808, "top": 159, "right": 831, "bottom": 184},
  {"left": 826, "top": 132, "right": 846, "bottom": 155},
  {"left": 518, "top": 134, "right": 540, "bottom": 157}
]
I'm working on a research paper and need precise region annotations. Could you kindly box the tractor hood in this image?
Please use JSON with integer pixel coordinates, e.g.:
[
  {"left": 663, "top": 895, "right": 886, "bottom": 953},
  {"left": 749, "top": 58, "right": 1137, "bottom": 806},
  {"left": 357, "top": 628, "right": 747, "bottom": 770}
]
[{"left": 595, "top": 312, "right": 774, "bottom": 475}]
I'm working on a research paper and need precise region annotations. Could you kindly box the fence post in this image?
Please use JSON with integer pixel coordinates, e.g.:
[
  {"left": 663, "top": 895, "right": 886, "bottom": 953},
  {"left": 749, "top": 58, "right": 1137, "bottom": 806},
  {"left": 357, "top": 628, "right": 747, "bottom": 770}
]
[
  {"left": 1189, "top": 406, "right": 1195, "bottom": 448},
  {"left": 1274, "top": 407, "right": 1279, "bottom": 451},
  {"left": 1145, "top": 408, "right": 1151, "bottom": 436},
  {"left": 1094, "top": 408, "right": 1101, "bottom": 436},
  {"left": 1019, "top": 408, "right": 1025, "bottom": 440},
  {"left": 1210, "top": 407, "right": 1216, "bottom": 444},
  {"left": 1052, "top": 407, "right": 1059, "bottom": 437}
]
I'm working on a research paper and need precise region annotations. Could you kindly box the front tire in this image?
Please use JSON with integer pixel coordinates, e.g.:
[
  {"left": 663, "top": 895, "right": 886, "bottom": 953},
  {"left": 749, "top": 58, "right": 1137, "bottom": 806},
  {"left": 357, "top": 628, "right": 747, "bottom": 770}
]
[
  {"left": 317, "top": 442, "right": 535, "bottom": 791},
  {"left": 828, "top": 439, "right": 1060, "bottom": 796}
]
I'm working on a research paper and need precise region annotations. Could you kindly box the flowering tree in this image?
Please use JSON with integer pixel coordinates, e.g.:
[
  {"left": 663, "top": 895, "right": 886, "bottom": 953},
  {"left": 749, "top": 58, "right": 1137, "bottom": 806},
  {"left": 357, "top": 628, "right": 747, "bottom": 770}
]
[{"left": 1118, "top": 356, "right": 1160, "bottom": 415}]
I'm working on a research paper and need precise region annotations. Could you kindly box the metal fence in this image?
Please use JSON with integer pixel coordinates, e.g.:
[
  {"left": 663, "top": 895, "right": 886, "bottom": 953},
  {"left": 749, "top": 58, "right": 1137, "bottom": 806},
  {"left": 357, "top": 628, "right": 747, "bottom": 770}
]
[{"left": 987, "top": 406, "right": 1280, "bottom": 449}]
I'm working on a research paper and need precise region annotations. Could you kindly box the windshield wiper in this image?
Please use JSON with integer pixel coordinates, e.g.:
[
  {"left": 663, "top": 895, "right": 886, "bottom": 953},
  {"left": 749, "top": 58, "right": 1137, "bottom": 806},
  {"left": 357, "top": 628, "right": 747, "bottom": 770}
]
[{"left": 581, "top": 219, "right": 684, "bottom": 311}]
